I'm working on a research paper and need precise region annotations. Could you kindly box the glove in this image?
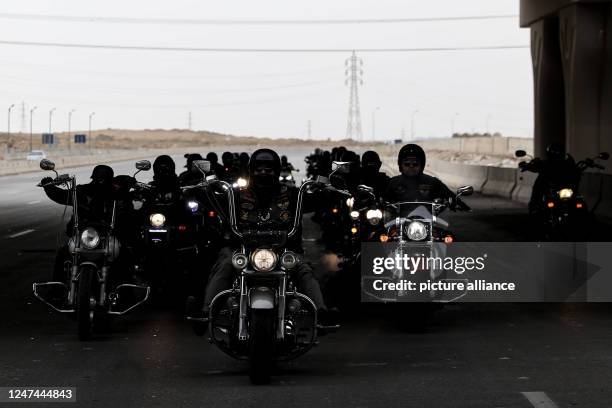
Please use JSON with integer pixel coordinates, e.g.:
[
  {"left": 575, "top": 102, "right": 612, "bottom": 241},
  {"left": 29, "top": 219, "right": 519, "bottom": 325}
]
[{"left": 40, "top": 177, "right": 54, "bottom": 187}]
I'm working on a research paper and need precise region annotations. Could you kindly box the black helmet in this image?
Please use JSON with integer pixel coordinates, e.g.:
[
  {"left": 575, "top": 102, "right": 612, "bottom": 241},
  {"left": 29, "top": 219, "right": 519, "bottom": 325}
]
[
  {"left": 249, "top": 148, "right": 281, "bottom": 176},
  {"left": 546, "top": 142, "right": 565, "bottom": 161},
  {"left": 206, "top": 152, "right": 218, "bottom": 164},
  {"left": 362, "top": 150, "right": 382, "bottom": 172},
  {"left": 90, "top": 165, "right": 114, "bottom": 184},
  {"left": 398, "top": 144, "right": 426, "bottom": 172},
  {"left": 184, "top": 153, "right": 203, "bottom": 168},
  {"left": 221, "top": 151, "right": 234, "bottom": 166},
  {"left": 153, "top": 155, "right": 176, "bottom": 175}
]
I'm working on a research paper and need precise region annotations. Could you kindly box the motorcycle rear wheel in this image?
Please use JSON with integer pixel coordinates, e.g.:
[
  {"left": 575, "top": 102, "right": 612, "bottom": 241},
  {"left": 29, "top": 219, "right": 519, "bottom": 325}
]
[{"left": 248, "top": 309, "right": 275, "bottom": 385}]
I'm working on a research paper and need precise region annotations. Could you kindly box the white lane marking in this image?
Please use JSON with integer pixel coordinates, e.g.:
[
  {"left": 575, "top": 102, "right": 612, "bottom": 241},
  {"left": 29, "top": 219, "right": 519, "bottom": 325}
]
[
  {"left": 346, "top": 362, "right": 388, "bottom": 367},
  {"left": 7, "top": 229, "right": 35, "bottom": 238},
  {"left": 27, "top": 200, "right": 41, "bottom": 205},
  {"left": 521, "top": 392, "right": 559, "bottom": 408}
]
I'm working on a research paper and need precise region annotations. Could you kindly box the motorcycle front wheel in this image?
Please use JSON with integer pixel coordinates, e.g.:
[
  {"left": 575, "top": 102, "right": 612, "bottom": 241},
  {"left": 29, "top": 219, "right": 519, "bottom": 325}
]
[
  {"left": 248, "top": 308, "right": 275, "bottom": 385},
  {"left": 76, "top": 266, "right": 97, "bottom": 341}
]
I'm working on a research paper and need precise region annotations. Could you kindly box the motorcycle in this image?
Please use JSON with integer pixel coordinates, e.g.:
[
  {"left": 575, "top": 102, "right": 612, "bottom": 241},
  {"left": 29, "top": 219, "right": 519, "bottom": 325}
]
[
  {"left": 32, "top": 159, "right": 151, "bottom": 341},
  {"left": 279, "top": 168, "right": 298, "bottom": 188},
  {"left": 199, "top": 161, "right": 342, "bottom": 384},
  {"left": 361, "top": 187, "right": 473, "bottom": 330},
  {"left": 516, "top": 149, "right": 609, "bottom": 240},
  {"left": 132, "top": 162, "right": 217, "bottom": 305}
]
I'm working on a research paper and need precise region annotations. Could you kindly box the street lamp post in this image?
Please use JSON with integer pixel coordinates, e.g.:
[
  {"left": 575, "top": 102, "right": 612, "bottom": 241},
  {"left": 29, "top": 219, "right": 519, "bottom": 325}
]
[
  {"left": 29, "top": 106, "right": 38, "bottom": 152},
  {"left": 88, "top": 112, "right": 96, "bottom": 153},
  {"left": 48, "top": 107, "right": 56, "bottom": 134},
  {"left": 410, "top": 109, "right": 419, "bottom": 141},
  {"left": 372, "top": 107, "right": 380, "bottom": 141},
  {"left": 68, "top": 109, "right": 75, "bottom": 152},
  {"left": 451, "top": 112, "right": 460, "bottom": 136},
  {"left": 7, "top": 104, "right": 15, "bottom": 136}
]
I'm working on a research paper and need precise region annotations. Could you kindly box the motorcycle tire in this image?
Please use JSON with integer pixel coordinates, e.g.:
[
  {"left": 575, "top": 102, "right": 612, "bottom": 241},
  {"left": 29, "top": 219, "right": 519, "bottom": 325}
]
[
  {"left": 248, "top": 308, "right": 275, "bottom": 385},
  {"left": 76, "top": 266, "right": 97, "bottom": 341}
]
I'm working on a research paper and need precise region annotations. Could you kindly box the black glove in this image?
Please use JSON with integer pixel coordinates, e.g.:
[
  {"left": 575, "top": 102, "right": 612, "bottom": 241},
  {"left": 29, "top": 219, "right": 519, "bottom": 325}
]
[{"left": 40, "top": 177, "right": 54, "bottom": 187}]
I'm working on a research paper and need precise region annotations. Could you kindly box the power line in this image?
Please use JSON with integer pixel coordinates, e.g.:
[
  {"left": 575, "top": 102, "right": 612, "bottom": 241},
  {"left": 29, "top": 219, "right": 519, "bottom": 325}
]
[
  {"left": 0, "top": 13, "right": 519, "bottom": 26},
  {"left": 0, "top": 40, "right": 529, "bottom": 53}
]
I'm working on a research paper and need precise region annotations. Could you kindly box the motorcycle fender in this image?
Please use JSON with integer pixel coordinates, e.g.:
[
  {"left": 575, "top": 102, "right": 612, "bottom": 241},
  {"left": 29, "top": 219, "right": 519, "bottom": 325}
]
[{"left": 248, "top": 287, "right": 276, "bottom": 310}]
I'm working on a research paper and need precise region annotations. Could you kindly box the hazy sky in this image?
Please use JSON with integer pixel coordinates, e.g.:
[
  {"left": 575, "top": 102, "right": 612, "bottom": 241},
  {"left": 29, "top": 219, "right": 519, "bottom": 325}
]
[{"left": 0, "top": 0, "right": 533, "bottom": 140}]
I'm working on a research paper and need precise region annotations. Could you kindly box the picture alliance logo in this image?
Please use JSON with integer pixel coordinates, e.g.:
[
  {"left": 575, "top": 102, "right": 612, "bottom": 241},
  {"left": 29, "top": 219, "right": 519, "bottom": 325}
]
[{"left": 371, "top": 254, "right": 488, "bottom": 275}]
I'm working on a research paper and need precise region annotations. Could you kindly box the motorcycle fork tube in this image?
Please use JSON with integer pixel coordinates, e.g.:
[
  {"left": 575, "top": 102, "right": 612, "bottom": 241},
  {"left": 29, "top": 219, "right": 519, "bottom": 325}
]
[
  {"left": 98, "top": 265, "right": 109, "bottom": 307},
  {"left": 277, "top": 276, "right": 287, "bottom": 340},
  {"left": 238, "top": 275, "right": 248, "bottom": 341},
  {"left": 68, "top": 263, "right": 79, "bottom": 305}
]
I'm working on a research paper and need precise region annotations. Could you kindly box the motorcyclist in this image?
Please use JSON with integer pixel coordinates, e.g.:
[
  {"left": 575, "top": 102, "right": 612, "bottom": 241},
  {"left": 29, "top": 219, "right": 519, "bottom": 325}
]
[
  {"left": 280, "top": 155, "right": 296, "bottom": 173},
  {"left": 41, "top": 165, "right": 117, "bottom": 283},
  {"left": 179, "top": 153, "right": 205, "bottom": 187},
  {"left": 384, "top": 144, "right": 456, "bottom": 204},
  {"left": 205, "top": 152, "right": 225, "bottom": 177},
  {"left": 523, "top": 143, "right": 579, "bottom": 215},
  {"left": 238, "top": 152, "right": 250, "bottom": 178},
  {"left": 194, "top": 148, "right": 336, "bottom": 333},
  {"left": 148, "top": 155, "right": 181, "bottom": 200},
  {"left": 220, "top": 151, "right": 238, "bottom": 182},
  {"left": 359, "top": 150, "right": 390, "bottom": 198}
]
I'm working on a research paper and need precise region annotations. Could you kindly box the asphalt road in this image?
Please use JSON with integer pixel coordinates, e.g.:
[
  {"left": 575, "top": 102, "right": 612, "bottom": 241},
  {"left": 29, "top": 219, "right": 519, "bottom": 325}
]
[{"left": 1, "top": 149, "right": 612, "bottom": 407}]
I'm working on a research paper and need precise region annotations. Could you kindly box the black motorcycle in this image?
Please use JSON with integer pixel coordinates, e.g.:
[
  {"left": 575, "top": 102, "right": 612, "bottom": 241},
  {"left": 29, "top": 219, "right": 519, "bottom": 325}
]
[
  {"left": 516, "top": 149, "right": 609, "bottom": 240},
  {"left": 33, "top": 159, "right": 150, "bottom": 341},
  {"left": 200, "top": 163, "right": 341, "bottom": 384}
]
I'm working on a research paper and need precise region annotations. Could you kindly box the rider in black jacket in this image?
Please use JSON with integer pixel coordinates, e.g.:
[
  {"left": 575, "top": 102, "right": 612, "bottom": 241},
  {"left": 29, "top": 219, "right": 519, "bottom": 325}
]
[
  {"left": 384, "top": 144, "right": 455, "bottom": 203},
  {"left": 193, "top": 149, "right": 335, "bottom": 333}
]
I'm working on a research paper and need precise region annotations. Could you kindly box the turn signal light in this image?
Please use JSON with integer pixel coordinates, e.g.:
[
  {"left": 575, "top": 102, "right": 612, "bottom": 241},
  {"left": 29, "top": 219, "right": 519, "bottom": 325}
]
[
  {"left": 379, "top": 234, "right": 389, "bottom": 243},
  {"left": 332, "top": 208, "right": 339, "bottom": 214},
  {"left": 576, "top": 202, "right": 584, "bottom": 209},
  {"left": 178, "top": 225, "right": 187, "bottom": 232},
  {"left": 351, "top": 227, "right": 358, "bottom": 234},
  {"left": 444, "top": 235, "right": 454, "bottom": 244},
  {"left": 547, "top": 201, "right": 555, "bottom": 208},
  {"left": 208, "top": 210, "right": 216, "bottom": 218}
]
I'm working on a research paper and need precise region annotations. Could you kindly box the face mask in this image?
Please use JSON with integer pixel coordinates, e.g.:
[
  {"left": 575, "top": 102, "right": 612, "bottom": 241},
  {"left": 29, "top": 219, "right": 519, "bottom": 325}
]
[{"left": 254, "top": 174, "right": 276, "bottom": 186}]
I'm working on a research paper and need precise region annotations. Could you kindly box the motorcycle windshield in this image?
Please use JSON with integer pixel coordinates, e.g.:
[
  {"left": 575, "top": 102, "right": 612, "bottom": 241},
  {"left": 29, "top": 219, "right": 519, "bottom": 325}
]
[{"left": 384, "top": 201, "right": 436, "bottom": 223}]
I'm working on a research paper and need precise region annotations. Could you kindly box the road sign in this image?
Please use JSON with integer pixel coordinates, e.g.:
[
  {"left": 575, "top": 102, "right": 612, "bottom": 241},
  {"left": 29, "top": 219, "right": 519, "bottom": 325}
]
[{"left": 42, "top": 133, "right": 54, "bottom": 145}]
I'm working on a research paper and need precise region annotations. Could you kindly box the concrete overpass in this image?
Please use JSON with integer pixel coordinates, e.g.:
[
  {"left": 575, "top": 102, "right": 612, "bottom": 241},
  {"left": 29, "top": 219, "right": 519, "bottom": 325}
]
[{"left": 521, "top": 0, "right": 612, "bottom": 164}]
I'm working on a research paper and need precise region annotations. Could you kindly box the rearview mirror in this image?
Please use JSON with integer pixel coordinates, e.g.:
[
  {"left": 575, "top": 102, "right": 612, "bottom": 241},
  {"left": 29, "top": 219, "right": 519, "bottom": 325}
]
[
  {"left": 39, "top": 159, "right": 55, "bottom": 171},
  {"left": 457, "top": 185, "right": 474, "bottom": 197},
  {"left": 515, "top": 150, "right": 527, "bottom": 158},
  {"left": 599, "top": 152, "right": 610, "bottom": 161},
  {"left": 331, "top": 161, "right": 350, "bottom": 174},
  {"left": 193, "top": 160, "right": 211, "bottom": 174},
  {"left": 135, "top": 160, "right": 151, "bottom": 171}
]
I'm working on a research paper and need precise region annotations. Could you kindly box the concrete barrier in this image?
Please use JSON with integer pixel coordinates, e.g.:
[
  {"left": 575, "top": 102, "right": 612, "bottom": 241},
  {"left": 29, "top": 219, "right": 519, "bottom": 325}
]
[
  {"left": 481, "top": 167, "right": 517, "bottom": 199},
  {"left": 512, "top": 171, "right": 538, "bottom": 203},
  {"left": 426, "top": 159, "right": 488, "bottom": 192}
]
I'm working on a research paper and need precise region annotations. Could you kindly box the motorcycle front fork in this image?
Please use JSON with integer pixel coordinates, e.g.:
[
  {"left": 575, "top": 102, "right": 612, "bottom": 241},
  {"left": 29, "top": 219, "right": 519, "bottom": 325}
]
[{"left": 237, "top": 275, "right": 287, "bottom": 342}]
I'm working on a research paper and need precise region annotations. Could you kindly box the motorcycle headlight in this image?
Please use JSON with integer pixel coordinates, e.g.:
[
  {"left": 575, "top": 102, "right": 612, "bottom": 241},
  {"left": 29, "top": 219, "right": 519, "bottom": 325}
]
[
  {"left": 80, "top": 227, "right": 100, "bottom": 249},
  {"left": 187, "top": 200, "right": 199, "bottom": 212},
  {"left": 346, "top": 197, "right": 355, "bottom": 208},
  {"left": 558, "top": 188, "right": 574, "bottom": 200},
  {"left": 350, "top": 210, "right": 360, "bottom": 220},
  {"left": 406, "top": 221, "right": 428, "bottom": 241},
  {"left": 150, "top": 213, "right": 166, "bottom": 227},
  {"left": 250, "top": 249, "right": 278, "bottom": 272},
  {"left": 237, "top": 178, "right": 248, "bottom": 188},
  {"left": 285, "top": 175, "right": 293, "bottom": 181},
  {"left": 366, "top": 209, "right": 383, "bottom": 225},
  {"left": 279, "top": 176, "right": 285, "bottom": 181}
]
